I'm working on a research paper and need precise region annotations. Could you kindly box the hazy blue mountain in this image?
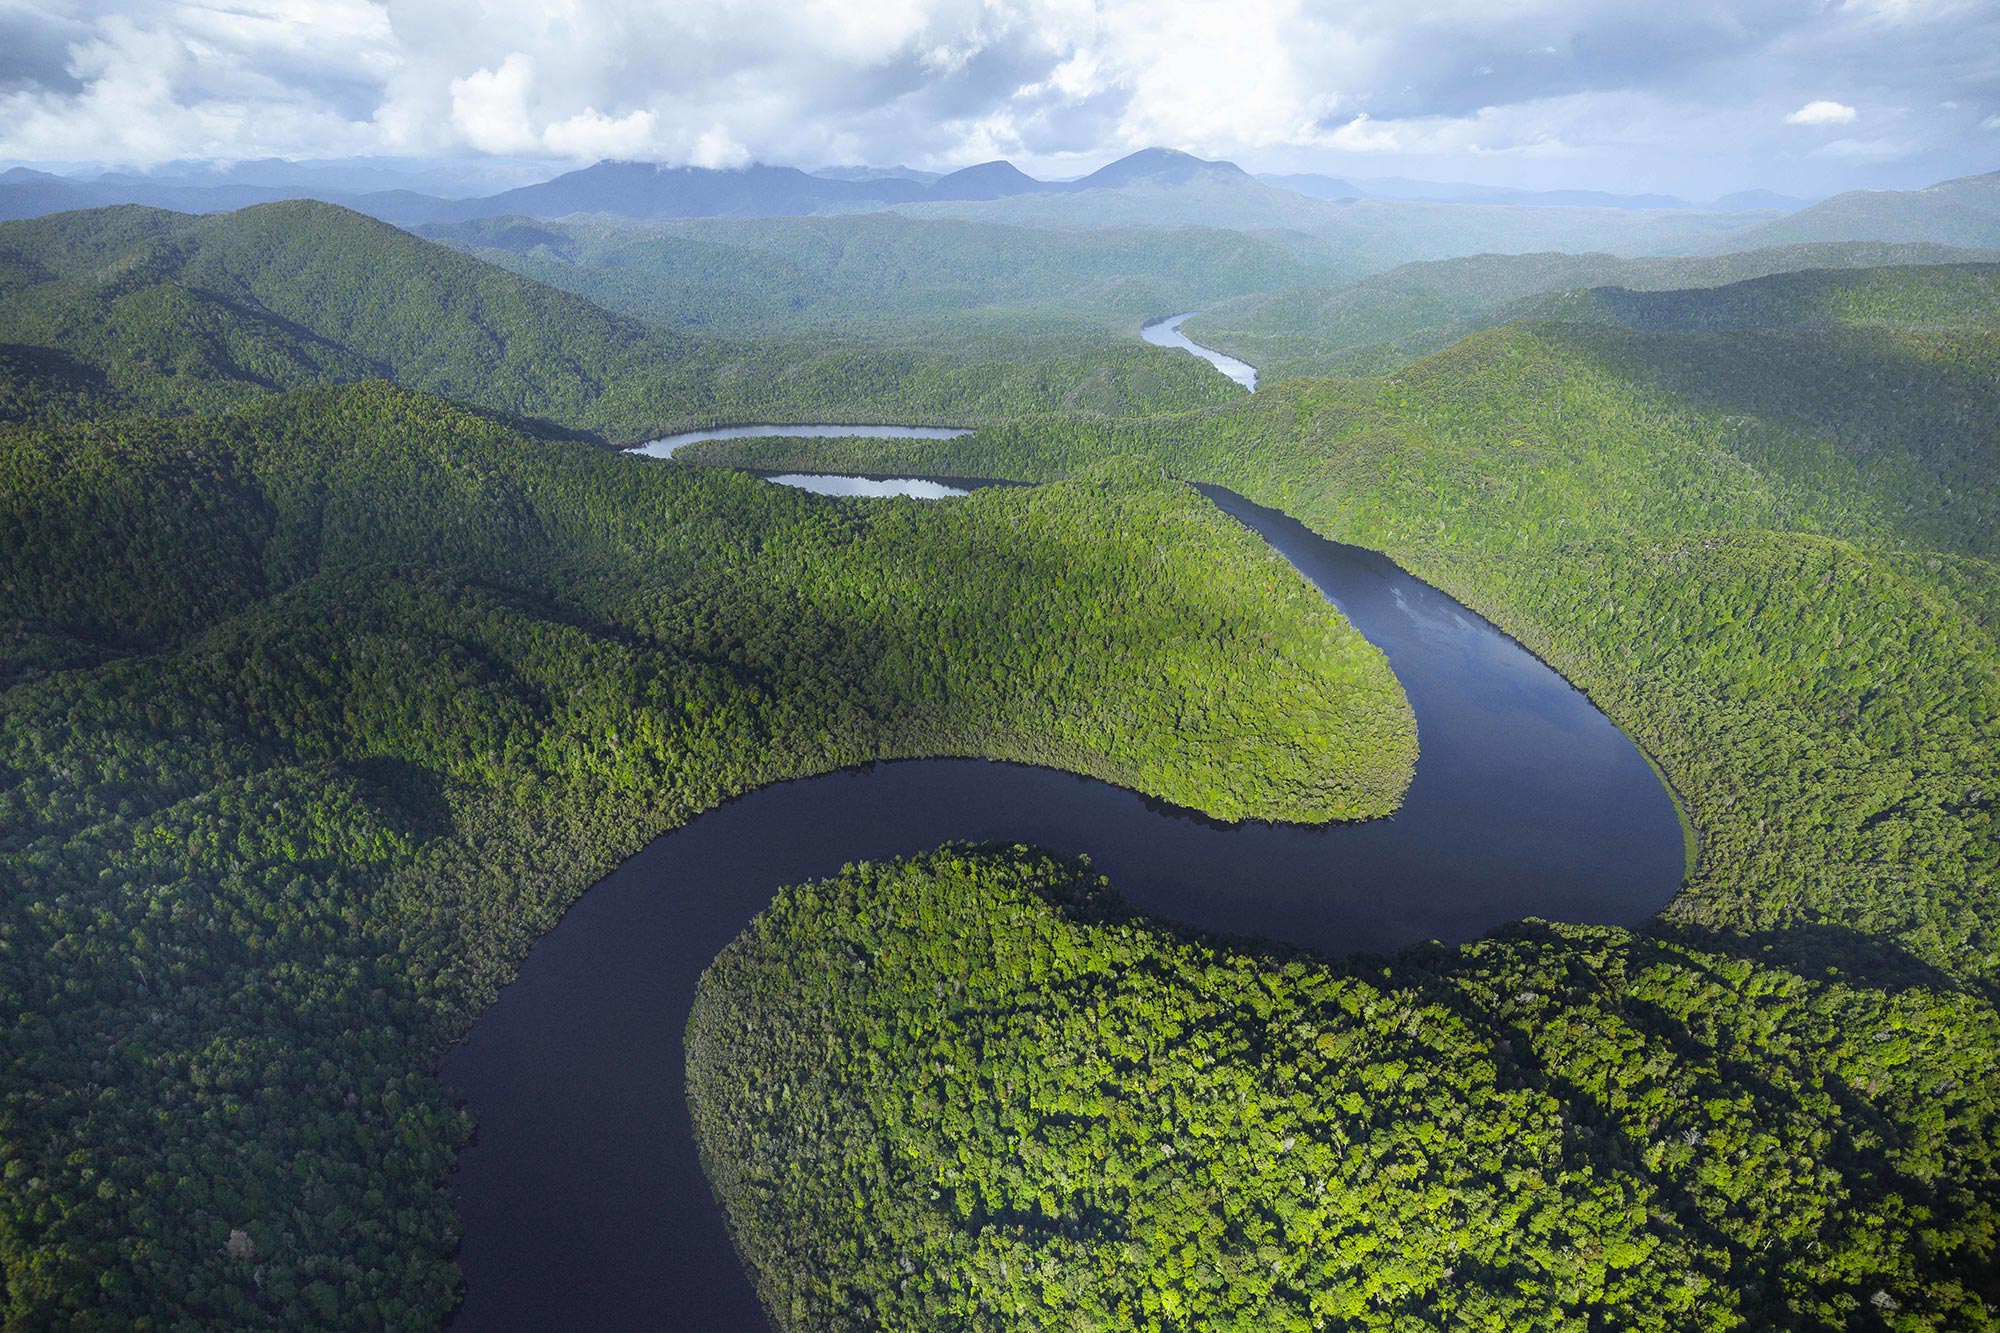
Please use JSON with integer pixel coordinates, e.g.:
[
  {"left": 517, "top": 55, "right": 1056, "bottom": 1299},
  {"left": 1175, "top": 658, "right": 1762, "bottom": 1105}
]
[
  {"left": 0, "top": 177, "right": 306, "bottom": 220},
  {"left": 406, "top": 160, "right": 932, "bottom": 223},
  {"left": 1257, "top": 172, "right": 1362, "bottom": 200},
  {"left": 87, "top": 156, "right": 557, "bottom": 198},
  {"left": 1283, "top": 174, "right": 1694, "bottom": 209},
  {"left": 1710, "top": 169, "right": 2000, "bottom": 250},
  {"left": 812, "top": 165, "right": 942, "bottom": 184},
  {"left": 926, "top": 160, "right": 1047, "bottom": 200},
  {"left": 1709, "top": 188, "right": 1817, "bottom": 212},
  {"left": 1068, "top": 147, "right": 1255, "bottom": 190}
]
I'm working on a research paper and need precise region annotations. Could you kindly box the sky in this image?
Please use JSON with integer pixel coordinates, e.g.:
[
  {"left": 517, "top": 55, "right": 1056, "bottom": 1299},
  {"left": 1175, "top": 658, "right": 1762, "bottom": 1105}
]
[{"left": 2, "top": 0, "right": 1996, "bottom": 198}]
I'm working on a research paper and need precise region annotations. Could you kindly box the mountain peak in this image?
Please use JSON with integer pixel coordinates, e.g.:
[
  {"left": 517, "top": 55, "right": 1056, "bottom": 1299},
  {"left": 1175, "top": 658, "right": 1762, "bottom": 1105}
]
[
  {"left": 1073, "top": 148, "right": 1253, "bottom": 190},
  {"left": 928, "top": 160, "right": 1043, "bottom": 201}
]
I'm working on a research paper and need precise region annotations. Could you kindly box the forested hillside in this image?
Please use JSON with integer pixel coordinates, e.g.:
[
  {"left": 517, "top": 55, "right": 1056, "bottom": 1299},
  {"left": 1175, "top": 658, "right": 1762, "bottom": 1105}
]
[
  {"left": 0, "top": 203, "right": 1241, "bottom": 440},
  {"left": 1183, "top": 242, "right": 1998, "bottom": 379},
  {"left": 0, "top": 379, "right": 1412, "bottom": 1327},
  {"left": 681, "top": 264, "right": 2000, "bottom": 1331},
  {"left": 421, "top": 212, "right": 1337, "bottom": 335},
  {"left": 1710, "top": 169, "right": 2000, "bottom": 252}
]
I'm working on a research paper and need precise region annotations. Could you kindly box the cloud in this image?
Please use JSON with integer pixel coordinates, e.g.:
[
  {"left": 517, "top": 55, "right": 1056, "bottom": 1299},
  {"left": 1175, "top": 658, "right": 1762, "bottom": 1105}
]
[
  {"left": 1785, "top": 100, "right": 1858, "bottom": 125},
  {"left": 0, "top": 0, "right": 1994, "bottom": 198},
  {"left": 449, "top": 54, "right": 537, "bottom": 154},
  {"left": 1983, "top": 114, "right": 2000, "bottom": 131}
]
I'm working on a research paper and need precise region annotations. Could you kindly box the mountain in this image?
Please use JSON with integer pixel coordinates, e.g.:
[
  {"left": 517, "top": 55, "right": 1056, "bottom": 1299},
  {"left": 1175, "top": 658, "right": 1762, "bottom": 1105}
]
[
  {"left": 419, "top": 210, "right": 1340, "bottom": 336},
  {"left": 86, "top": 156, "right": 557, "bottom": 199},
  {"left": 0, "top": 200, "right": 689, "bottom": 435},
  {"left": 1711, "top": 169, "right": 2000, "bottom": 250},
  {"left": 1257, "top": 172, "right": 1362, "bottom": 200},
  {"left": 1281, "top": 174, "right": 1694, "bottom": 209},
  {"left": 0, "top": 175, "right": 305, "bottom": 221},
  {"left": 1183, "top": 240, "right": 2000, "bottom": 378},
  {"left": 413, "top": 149, "right": 1261, "bottom": 223},
  {"left": 812, "top": 164, "right": 941, "bottom": 184},
  {"left": 1709, "top": 188, "right": 1816, "bottom": 212},
  {"left": 925, "top": 160, "right": 1046, "bottom": 201},
  {"left": 1068, "top": 147, "right": 1254, "bottom": 190},
  {"left": 401, "top": 160, "right": 931, "bottom": 224}
]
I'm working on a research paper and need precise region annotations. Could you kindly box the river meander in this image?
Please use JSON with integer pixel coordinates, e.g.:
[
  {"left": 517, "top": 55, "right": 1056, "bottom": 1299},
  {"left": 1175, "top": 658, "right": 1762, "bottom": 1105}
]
[{"left": 442, "top": 451, "right": 1686, "bottom": 1328}]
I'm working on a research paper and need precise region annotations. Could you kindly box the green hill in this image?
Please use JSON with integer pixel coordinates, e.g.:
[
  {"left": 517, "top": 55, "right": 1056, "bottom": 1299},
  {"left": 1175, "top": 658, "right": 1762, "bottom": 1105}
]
[
  {"left": 1184, "top": 242, "right": 2000, "bottom": 379},
  {"left": 0, "top": 380, "right": 1411, "bottom": 1327},
  {"left": 420, "top": 212, "right": 1339, "bottom": 336},
  {"left": 0, "top": 203, "right": 1244, "bottom": 439},
  {"left": 1522, "top": 261, "right": 2000, "bottom": 331},
  {"left": 890, "top": 176, "right": 1769, "bottom": 267}
]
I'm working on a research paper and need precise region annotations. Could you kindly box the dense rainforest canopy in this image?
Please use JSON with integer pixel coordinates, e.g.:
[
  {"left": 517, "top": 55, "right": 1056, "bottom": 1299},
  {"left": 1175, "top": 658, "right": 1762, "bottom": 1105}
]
[
  {"left": 687, "top": 261, "right": 2000, "bottom": 1331},
  {"left": 0, "top": 199, "right": 1995, "bottom": 1332},
  {"left": 0, "top": 368, "right": 1409, "bottom": 1325}
]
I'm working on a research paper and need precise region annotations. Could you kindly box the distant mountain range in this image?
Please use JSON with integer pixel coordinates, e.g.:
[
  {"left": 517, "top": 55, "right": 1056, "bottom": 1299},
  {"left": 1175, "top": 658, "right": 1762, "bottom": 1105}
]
[
  {"left": 0, "top": 148, "right": 1262, "bottom": 226},
  {"left": 1705, "top": 170, "right": 2000, "bottom": 251},
  {"left": 1258, "top": 173, "right": 1819, "bottom": 212},
  {"left": 4, "top": 150, "right": 1990, "bottom": 260}
]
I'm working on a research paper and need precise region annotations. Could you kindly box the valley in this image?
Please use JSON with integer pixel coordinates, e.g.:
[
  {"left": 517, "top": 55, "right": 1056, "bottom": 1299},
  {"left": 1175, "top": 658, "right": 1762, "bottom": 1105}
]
[{"left": 2, "top": 113, "right": 1996, "bottom": 1333}]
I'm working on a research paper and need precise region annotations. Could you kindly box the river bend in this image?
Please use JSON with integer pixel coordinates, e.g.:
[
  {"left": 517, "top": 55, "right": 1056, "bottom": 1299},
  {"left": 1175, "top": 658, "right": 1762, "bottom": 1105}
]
[{"left": 441, "top": 471, "right": 1686, "bottom": 1330}]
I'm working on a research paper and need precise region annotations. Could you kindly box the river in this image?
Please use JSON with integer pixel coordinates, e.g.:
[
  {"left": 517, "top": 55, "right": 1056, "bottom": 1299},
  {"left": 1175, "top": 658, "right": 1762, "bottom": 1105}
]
[
  {"left": 441, "top": 457, "right": 1686, "bottom": 1327},
  {"left": 1142, "top": 312, "right": 1257, "bottom": 390},
  {"left": 631, "top": 422, "right": 972, "bottom": 460}
]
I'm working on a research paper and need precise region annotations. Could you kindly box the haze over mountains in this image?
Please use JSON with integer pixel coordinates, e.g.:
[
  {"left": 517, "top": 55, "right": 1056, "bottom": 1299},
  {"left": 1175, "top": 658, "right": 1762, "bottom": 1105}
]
[{"left": 4, "top": 148, "right": 1993, "bottom": 270}]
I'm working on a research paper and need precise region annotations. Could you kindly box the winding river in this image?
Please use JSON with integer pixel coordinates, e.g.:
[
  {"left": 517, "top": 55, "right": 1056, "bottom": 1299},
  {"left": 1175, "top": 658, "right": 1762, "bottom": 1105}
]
[{"left": 443, "top": 420, "right": 1687, "bottom": 1327}]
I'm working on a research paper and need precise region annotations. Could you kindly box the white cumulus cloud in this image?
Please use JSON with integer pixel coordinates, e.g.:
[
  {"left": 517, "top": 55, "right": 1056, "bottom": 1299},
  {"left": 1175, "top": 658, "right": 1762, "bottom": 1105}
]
[
  {"left": 0, "top": 0, "right": 1994, "bottom": 196},
  {"left": 1785, "top": 99, "right": 1858, "bottom": 125}
]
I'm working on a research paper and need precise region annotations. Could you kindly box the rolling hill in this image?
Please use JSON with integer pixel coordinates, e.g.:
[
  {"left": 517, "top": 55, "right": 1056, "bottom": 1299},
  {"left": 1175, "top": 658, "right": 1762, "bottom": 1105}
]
[
  {"left": 0, "top": 201, "right": 1245, "bottom": 437},
  {"left": 1184, "top": 240, "right": 2000, "bottom": 378},
  {"left": 1711, "top": 168, "right": 2000, "bottom": 251},
  {"left": 418, "top": 210, "right": 1341, "bottom": 335}
]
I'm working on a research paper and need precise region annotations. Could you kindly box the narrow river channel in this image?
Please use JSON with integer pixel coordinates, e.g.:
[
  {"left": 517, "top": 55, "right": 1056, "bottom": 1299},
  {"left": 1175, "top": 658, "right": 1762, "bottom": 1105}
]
[{"left": 1142, "top": 311, "right": 1257, "bottom": 389}]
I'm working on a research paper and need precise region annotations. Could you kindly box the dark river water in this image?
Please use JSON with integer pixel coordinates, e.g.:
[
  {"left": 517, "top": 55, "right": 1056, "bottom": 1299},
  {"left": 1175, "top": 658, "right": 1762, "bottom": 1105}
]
[{"left": 441, "top": 483, "right": 1688, "bottom": 1331}]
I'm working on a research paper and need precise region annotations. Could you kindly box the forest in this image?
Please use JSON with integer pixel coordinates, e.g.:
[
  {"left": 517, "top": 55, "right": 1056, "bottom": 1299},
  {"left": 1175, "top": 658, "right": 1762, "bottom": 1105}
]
[
  {"left": 1179, "top": 242, "right": 2000, "bottom": 380},
  {"left": 683, "top": 262, "right": 2000, "bottom": 1330},
  {"left": 0, "top": 202, "right": 1241, "bottom": 440},
  {"left": 1, "top": 192, "right": 1995, "bottom": 1330},
  {"left": 0, "top": 375, "right": 1410, "bottom": 1326}
]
